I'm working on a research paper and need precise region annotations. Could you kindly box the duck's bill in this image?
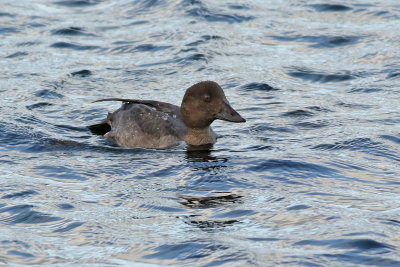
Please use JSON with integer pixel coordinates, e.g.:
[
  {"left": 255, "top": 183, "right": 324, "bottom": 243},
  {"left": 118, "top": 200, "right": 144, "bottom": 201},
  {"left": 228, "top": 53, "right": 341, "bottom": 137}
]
[{"left": 215, "top": 102, "right": 246, "bottom": 123}]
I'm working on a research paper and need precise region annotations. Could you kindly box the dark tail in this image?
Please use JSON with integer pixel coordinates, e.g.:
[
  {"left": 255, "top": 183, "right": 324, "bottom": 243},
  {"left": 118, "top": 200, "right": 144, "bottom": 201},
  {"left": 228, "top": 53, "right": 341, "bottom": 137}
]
[{"left": 88, "top": 122, "right": 111, "bottom": 135}]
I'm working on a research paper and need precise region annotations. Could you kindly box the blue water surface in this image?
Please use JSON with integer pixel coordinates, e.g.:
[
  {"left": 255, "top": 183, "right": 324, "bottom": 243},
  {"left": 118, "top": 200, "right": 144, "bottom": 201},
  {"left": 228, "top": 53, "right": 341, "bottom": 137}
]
[{"left": 0, "top": 0, "right": 399, "bottom": 266}]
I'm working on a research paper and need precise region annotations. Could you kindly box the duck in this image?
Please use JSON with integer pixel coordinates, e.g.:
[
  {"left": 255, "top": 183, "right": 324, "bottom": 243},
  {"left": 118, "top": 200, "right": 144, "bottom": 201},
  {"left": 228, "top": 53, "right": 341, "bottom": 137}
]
[{"left": 88, "top": 81, "right": 245, "bottom": 149}]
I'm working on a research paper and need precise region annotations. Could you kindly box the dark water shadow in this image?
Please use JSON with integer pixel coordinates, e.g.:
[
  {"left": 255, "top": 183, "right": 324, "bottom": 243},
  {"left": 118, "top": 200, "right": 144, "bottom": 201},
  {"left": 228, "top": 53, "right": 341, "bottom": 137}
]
[
  {"left": 185, "top": 150, "right": 228, "bottom": 172},
  {"left": 180, "top": 194, "right": 242, "bottom": 209},
  {"left": 70, "top": 69, "right": 92, "bottom": 77},
  {"left": 182, "top": 215, "right": 239, "bottom": 232},
  {"left": 185, "top": 145, "right": 214, "bottom": 158},
  {"left": 53, "top": 0, "right": 102, "bottom": 7}
]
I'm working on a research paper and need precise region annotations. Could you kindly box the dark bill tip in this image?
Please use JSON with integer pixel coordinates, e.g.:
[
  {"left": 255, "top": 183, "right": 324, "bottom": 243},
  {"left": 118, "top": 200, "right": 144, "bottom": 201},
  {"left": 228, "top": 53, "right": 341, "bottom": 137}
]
[{"left": 215, "top": 102, "right": 246, "bottom": 123}]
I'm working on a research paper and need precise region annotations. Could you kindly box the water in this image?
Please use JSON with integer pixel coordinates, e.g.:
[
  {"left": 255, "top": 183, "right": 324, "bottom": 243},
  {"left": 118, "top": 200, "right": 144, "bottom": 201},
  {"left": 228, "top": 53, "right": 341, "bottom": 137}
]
[{"left": 1, "top": 0, "right": 400, "bottom": 266}]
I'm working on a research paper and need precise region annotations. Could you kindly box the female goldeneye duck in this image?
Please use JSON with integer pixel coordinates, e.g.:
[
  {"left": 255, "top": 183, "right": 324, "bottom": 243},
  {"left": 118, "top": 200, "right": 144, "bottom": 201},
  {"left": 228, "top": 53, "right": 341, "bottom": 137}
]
[{"left": 89, "top": 81, "right": 245, "bottom": 149}]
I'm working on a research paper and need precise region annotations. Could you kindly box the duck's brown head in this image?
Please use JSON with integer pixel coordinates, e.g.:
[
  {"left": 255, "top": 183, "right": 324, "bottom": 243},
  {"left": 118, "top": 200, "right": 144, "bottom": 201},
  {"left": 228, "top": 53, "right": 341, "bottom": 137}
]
[{"left": 180, "top": 81, "right": 245, "bottom": 129}]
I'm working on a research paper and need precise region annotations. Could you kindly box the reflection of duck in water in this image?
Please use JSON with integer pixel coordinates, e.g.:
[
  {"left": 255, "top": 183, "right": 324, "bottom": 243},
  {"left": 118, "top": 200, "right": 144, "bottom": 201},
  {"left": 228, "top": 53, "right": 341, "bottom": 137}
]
[{"left": 89, "top": 81, "right": 245, "bottom": 149}]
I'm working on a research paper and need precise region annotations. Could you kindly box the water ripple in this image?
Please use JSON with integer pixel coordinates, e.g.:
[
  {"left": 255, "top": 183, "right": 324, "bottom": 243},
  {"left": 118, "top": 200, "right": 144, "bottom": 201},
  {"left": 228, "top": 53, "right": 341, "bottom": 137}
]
[
  {"left": 51, "top": 27, "right": 96, "bottom": 36},
  {"left": 183, "top": 1, "right": 254, "bottom": 23},
  {"left": 186, "top": 35, "right": 223, "bottom": 46},
  {"left": 1, "top": 0, "right": 400, "bottom": 265},
  {"left": 2, "top": 190, "right": 38, "bottom": 199},
  {"left": 34, "top": 89, "right": 63, "bottom": 99},
  {"left": 282, "top": 109, "right": 315, "bottom": 118},
  {"left": 287, "top": 204, "right": 310, "bottom": 211},
  {"left": 380, "top": 135, "right": 400, "bottom": 145},
  {"left": 246, "top": 159, "right": 340, "bottom": 179},
  {"left": 26, "top": 102, "right": 54, "bottom": 110},
  {"left": 240, "top": 82, "right": 278, "bottom": 91},
  {"left": 288, "top": 68, "right": 355, "bottom": 83},
  {"left": 213, "top": 209, "right": 257, "bottom": 218},
  {"left": 294, "top": 238, "right": 393, "bottom": 250},
  {"left": 313, "top": 137, "right": 381, "bottom": 151},
  {"left": 0, "top": 205, "right": 62, "bottom": 225},
  {"left": 294, "top": 120, "right": 329, "bottom": 129},
  {"left": 33, "top": 164, "right": 95, "bottom": 181},
  {"left": 0, "top": 12, "right": 15, "bottom": 18},
  {"left": 309, "top": 4, "right": 353, "bottom": 12},
  {"left": 318, "top": 137, "right": 400, "bottom": 162},
  {"left": 322, "top": 253, "right": 400, "bottom": 266},
  {"left": 142, "top": 241, "right": 237, "bottom": 263},
  {"left": 57, "top": 203, "right": 74, "bottom": 210},
  {"left": 271, "top": 35, "right": 361, "bottom": 48},
  {"left": 0, "top": 27, "right": 19, "bottom": 35},
  {"left": 386, "top": 71, "right": 400, "bottom": 79},
  {"left": 53, "top": 222, "right": 84, "bottom": 233},
  {"left": 5, "top": 52, "right": 28, "bottom": 58},
  {"left": 50, "top": 42, "right": 99, "bottom": 50},
  {"left": 187, "top": 7, "right": 254, "bottom": 23}
]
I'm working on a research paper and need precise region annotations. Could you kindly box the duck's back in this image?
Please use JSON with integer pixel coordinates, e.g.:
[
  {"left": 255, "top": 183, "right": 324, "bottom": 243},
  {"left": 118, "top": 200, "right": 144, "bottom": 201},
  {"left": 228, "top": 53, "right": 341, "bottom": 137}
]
[{"left": 94, "top": 102, "right": 187, "bottom": 149}]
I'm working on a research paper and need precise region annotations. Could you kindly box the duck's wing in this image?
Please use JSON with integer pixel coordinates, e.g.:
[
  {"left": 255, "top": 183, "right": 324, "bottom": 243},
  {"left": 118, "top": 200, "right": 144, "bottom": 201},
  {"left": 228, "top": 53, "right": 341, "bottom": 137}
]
[
  {"left": 93, "top": 98, "right": 181, "bottom": 116},
  {"left": 89, "top": 99, "right": 181, "bottom": 136},
  {"left": 93, "top": 98, "right": 143, "bottom": 104}
]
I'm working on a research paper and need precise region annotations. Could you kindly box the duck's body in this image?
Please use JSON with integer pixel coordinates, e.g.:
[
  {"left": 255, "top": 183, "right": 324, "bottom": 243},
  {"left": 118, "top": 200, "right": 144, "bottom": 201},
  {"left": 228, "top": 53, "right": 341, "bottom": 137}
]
[
  {"left": 93, "top": 101, "right": 191, "bottom": 149},
  {"left": 89, "top": 81, "right": 245, "bottom": 149}
]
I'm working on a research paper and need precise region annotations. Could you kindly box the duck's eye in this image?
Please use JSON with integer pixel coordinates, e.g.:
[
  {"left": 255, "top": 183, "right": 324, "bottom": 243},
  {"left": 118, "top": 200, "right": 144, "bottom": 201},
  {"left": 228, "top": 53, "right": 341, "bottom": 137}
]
[{"left": 204, "top": 94, "right": 211, "bottom": 102}]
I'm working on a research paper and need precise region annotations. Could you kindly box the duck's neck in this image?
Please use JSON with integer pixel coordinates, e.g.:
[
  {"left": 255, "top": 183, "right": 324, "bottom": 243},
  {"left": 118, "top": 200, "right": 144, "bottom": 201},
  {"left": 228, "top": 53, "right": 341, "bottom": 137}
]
[{"left": 184, "top": 127, "right": 217, "bottom": 146}]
